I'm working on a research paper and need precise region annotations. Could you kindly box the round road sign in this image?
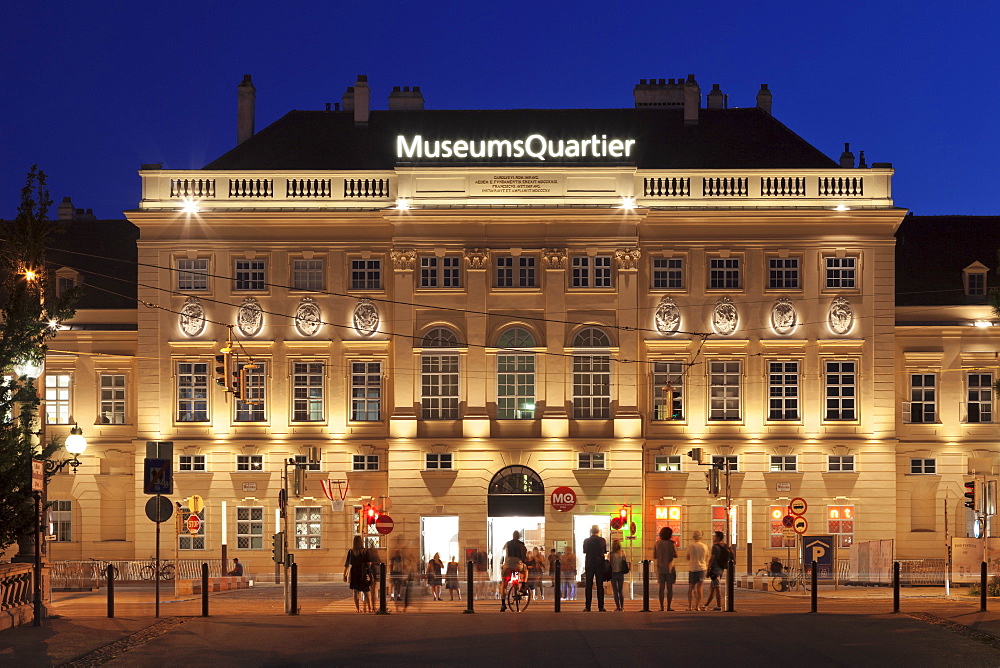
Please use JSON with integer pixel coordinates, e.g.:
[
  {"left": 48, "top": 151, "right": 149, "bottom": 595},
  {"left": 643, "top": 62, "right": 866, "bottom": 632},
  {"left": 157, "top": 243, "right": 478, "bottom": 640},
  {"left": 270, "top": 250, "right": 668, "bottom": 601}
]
[
  {"left": 375, "top": 514, "right": 394, "bottom": 535},
  {"left": 186, "top": 514, "right": 202, "bottom": 534},
  {"left": 610, "top": 516, "right": 624, "bottom": 530},
  {"left": 188, "top": 494, "right": 204, "bottom": 514},
  {"left": 782, "top": 514, "right": 795, "bottom": 528},
  {"left": 792, "top": 516, "right": 808, "bottom": 535},
  {"left": 144, "top": 496, "right": 174, "bottom": 523},
  {"left": 550, "top": 486, "right": 577, "bottom": 512},
  {"left": 789, "top": 497, "right": 808, "bottom": 516}
]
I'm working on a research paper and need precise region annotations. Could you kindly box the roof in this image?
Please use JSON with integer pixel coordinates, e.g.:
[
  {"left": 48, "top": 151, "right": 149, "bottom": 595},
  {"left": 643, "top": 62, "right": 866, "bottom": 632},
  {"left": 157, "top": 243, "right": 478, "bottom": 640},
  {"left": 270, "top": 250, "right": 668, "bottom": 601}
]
[
  {"left": 46, "top": 218, "right": 139, "bottom": 309},
  {"left": 205, "top": 107, "right": 838, "bottom": 171},
  {"left": 895, "top": 215, "right": 1000, "bottom": 306}
]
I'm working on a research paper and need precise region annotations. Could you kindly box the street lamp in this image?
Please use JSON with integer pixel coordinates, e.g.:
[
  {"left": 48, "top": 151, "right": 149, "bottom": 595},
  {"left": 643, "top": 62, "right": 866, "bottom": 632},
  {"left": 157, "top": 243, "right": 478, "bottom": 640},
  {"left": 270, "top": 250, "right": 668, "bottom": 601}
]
[
  {"left": 13, "top": 357, "right": 44, "bottom": 380},
  {"left": 55, "top": 424, "right": 88, "bottom": 474}
]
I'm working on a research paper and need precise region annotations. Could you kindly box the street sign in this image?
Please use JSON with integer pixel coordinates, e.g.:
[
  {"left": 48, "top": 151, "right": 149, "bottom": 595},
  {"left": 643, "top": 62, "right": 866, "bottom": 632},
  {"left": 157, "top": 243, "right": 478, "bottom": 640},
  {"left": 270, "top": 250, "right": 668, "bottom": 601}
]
[
  {"left": 803, "top": 535, "right": 834, "bottom": 578},
  {"left": 278, "top": 488, "right": 287, "bottom": 512},
  {"left": 789, "top": 497, "right": 808, "bottom": 515},
  {"left": 144, "top": 495, "right": 174, "bottom": 523},
  {"left": 792, "top": 516, "right": 809, "bottom": 534},
  {"left": 610, "top": 516, "right": 624, "bottom": 530},
  {"left": 782, "top": 514, "right": 795, "bottom": 528},
  {"left": 31, "top": 460, "right": 44, "bottom": 492},
  {"left": 610, "top": 530, "right": 624, "bottom": 542},
  {"left": 782, "top": 528, "right": 796, "bottom": 538},
  {"left": 188, "top": 495, "right": 204, "bottom": 514},
  {"left": 375, "top": 514, "right": 394, "bottom": 535},
  {"left": 242, "top": 482, "right": 257, "bottom": 493},
  {"left": 629, "top": 521, "right": 637, "bottom": 536},
  {"left": 186, "top": 514, "right": 202, "bottom": 534},
  {"left": 775, "top": 482, "right": 791, "bottom": 492},
  {"left": 143, "top": 458, "right": 172, "bottom": 495},
  {"left": 550, "top": 486, "right": 577, "bottom": 512}
]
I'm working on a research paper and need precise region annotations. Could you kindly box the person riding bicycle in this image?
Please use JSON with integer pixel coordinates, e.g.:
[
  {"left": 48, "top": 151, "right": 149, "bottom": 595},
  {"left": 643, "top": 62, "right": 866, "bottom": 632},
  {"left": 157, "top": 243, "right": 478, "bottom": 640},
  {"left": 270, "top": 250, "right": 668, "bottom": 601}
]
[{"left": 500, "top": 530, "right": 528, "bottom": 611}]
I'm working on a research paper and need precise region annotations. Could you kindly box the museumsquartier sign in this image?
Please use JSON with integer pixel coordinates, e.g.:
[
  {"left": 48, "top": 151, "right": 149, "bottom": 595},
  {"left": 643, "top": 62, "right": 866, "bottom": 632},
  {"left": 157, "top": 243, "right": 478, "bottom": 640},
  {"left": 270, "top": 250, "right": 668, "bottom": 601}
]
[{"left": 397, "top": 134, "right": 637, "bottom": 161}]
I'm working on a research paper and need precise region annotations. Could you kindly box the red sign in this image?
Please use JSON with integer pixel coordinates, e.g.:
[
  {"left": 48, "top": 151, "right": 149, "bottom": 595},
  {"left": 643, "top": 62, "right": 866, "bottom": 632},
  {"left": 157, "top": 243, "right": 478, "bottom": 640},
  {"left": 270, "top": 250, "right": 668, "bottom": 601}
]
[
  {"left": 792, "top": 516, "right": 808, "bottom": 535},
  {"left": 550, "top": 486, "right": 576, "bottom": 512},
  {"left": 375, "top": 514, "right": 394, "bottom": 535},
  {"left": 789, "top": 498, "right": 808, "bottom": 516},
  {"left": 610, "top": 516, "right": 624, "bottom": 530},
  {"left": 782, "top": 514, "right": 795, "bottom": 528},
  {"left": 186, "top": 515, "right": 202, "bottom": 534}
]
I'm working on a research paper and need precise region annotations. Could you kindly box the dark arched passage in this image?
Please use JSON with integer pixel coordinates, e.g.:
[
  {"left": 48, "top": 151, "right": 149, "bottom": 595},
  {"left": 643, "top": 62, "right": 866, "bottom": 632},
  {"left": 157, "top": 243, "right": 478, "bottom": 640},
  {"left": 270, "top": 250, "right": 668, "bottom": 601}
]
[{"left": 487, "top": 465, "right": 545, "bottom": 517}]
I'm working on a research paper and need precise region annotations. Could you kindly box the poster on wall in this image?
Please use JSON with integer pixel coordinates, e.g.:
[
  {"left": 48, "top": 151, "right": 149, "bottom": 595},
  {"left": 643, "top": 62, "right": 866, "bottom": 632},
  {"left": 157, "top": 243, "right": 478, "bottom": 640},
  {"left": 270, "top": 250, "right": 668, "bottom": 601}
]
[{"left": 952, "top": 538, "right": 983, "bottom": 583}]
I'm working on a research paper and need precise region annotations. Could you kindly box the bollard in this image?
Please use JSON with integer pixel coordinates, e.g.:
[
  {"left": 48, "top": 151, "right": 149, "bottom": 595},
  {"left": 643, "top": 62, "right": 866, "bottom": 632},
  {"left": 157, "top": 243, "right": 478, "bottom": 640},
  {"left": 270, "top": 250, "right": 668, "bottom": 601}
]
[
  {"left": 809, "top": 561, "right": 818, "bottom": 613},
  {"left": 463, "top": 560, "right": 475, "bottom": 614},
  {"left": 375, "top": 562, "right": 389, "bottom": 615},
  {"left": 892, "top": 562, "right": 900, "bottom": 613},
  {"left": 554, "top": 559, "right": 561, "bottom": 613},
  {"left": 726, "top": 557, "right": 735, "bottom": 612},
  {"left": 642, "top": 559, "right": 650, "bottom": 612},
  {"left": 290, "top": 563, "right": 298, "bottom": 615},
  {"left": 201, "top": 562, "right": 209, "bottom": 617},
  {"left": 106, "top": 564, "right": 115, "bottom": 619},
  {"left": 981, "top": 561, "right": 988, "bottom": 612}
]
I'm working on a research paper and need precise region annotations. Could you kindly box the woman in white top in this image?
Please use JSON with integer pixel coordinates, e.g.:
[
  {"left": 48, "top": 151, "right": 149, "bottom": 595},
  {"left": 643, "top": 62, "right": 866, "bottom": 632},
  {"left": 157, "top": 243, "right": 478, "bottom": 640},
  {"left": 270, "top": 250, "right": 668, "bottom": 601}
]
[{"left": 609, "top": 539, "right": 627, "bottom": 611}]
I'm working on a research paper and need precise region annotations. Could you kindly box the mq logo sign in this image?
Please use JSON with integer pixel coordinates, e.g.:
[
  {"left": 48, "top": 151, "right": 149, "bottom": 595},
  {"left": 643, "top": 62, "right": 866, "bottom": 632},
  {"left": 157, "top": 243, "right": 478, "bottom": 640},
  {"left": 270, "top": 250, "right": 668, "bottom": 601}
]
[{"left": 551, "top": 486, "right": 577, "bottom": 512}]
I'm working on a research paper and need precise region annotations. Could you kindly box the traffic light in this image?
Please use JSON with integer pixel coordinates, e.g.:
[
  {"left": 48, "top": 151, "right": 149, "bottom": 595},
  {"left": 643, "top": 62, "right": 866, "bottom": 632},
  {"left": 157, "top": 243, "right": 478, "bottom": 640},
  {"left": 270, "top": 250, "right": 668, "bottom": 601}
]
[
  {"left": 687, "top": 447, "right": 702, "bottom": 464},
  {"left": 215, "top": 352, "right": 230, "bottom": 389},
  {"left": 293, "top": 465, "right": 305, "bottom": 498},
  {"left": 365, "top": 503, "right": 380, "bottom": 527},
  {"left": 964, "top": 480, "right": 977, "bottom": 511},
  {"left": 706, "top": 467, "right": 721, "bottom": 495},
  {"left": 231, "top": 365, "right": 243, "bottom": 400},
  {"left": 272, "top": 532, "right": 285, "bottom": 563}
]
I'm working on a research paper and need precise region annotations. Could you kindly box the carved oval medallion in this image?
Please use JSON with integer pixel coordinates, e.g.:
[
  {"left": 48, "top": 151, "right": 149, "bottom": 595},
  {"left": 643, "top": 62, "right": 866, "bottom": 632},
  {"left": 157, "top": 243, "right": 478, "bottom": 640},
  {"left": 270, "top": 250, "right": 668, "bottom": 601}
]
[
  {"left": 237, "top": 297, "right": 263, "bottom": 336},
  {"left": 712, "top": 296, "right": 739, "bottom": 335},
  {"left": 654, "top": 296, "right": 681, "bottom": 335},
  {"left": 770, "top": 297, "right": 797, "bottom": 335},
  {"left": 294, "top": 298, "right": 322, "bottom": 336},
  {"left": 179, "top": 297, "right": 206, "bottom": 336},
  {"left": 828, "top": 296, "right": 854, "bottom": 335},
  {"left": 353, "top": 299, "right": 379, "bottom": 337}
]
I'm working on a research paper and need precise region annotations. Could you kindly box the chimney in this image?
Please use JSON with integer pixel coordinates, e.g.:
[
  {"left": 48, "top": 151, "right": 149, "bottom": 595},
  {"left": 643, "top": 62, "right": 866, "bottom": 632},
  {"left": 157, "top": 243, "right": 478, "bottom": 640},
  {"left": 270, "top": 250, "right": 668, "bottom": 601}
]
[
  {"left": 237, "top": 74, "right": 256, "bottom": 146},
  {"left": 858, "top": 150, "right": 867, "bottom": 168},
  {"left": 632, "top": 78, "right": 685, "bottom": 108},
  {"left": 57, "top": 197, "right": 75, "bottom": 220},
  {"left": 839, "top": 142, "right": 855, "bottom": 169},
  {"left": 683, "top": 74, "right": 700, "bottom": 125},
  {"left": 353, "top": 75, "right": 370, "bottom": 126},
  {"left": 707, "top": 84, "right": 725, "bottom": 109},
  {"left": 388, "top": 85, "right": 425, "bottom": 110},
  {"left": 756, "top": 84, "right": 772, "bottom": 115},
  {"left": 341, "top": 86, "right": 355, "bottom": 112}
]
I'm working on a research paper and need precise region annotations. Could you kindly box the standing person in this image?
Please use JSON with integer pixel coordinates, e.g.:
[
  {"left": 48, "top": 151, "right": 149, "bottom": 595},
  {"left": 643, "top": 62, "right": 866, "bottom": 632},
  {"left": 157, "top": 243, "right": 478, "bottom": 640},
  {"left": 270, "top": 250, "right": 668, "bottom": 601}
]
[
  {"left": 609, "top": 539, "right": 627, "bottom": 611},
  {"left": 344, "top": 535, "right": 372, "bottom": 613},
  {"left": 582, "top": 525, "right": 608, "bottom": 612},
  {"left": 445, "top": 555, "right": 461, "bottom": 601},
  {"left": 705, "top": 531, "right": 731, "bottom": 611},
  {"left": 426, "top": 553, "right": 444, "bottom": 601},
  {"left": 524, "top": 548, "right": 539, "bottom": 597},
  {"left": 561, "top": 546, "right": 577, "bottom": 600},
  {"left": 686, "top": 530, "right": 709, "bottom": 611},
  {"left": 500, "top": 530, "right": 527, "bottom": 611},
  {"left": 533, "top": 547, "right": 547, "bottom": 599},
  {"left": 390, "top": 549, "right": 404, "bottom": 602},
  {"left": 653, "top": 526, "right": 678, "bottom": 611}
]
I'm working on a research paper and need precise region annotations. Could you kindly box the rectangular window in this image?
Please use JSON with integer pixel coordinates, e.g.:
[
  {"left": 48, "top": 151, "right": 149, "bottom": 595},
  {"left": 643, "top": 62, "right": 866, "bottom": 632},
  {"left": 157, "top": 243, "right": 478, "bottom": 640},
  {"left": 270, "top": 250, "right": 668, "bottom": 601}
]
[
  {"left": 176, "top": 362, "right": 208, "bottom": 422},
  {"left": 350, "top": 259, "right": 382, "bottom": 290},
  {"left": 825, "top": 257, "right": 856, "bottom": 289},
  {"left": 910, "top": 458, "right": 936, "bottom": 474},
  {"left": 178, "top": 510, "right": 205, "bottom": 550},
  {"left": 769, "top": 455, "right": 798, "bottom": 472},
  {"left": 420, "top": 255, "right": 461, "bottom": 288},
  {"left": 234, "top": 259, "right": 266, "bottom": 291},
  {"left": 907, "top": 374, "right": 937, "bottom": 423},
  {"left": 177, "top": 258, "right": 209, "bottom": 291},
  {"left": 827, "top": 505, "right": 854, "bottom": 548},
  {"left": 654, "top": 455, "right": 681, "bottom": 472},
  {"left": 292, "top": 362, "right": 324, "bottom": 422},
  {"left": 352, "top": 454, "right": 380, "bottom": 471},
  {"left": 571, "top": 255, "right": 613, "bottom": 288},
  {"left": 968, "top": 272, "right": 986, "bottom": 296},
  {"left": 828, "top": 455, "right": 855, "bottom": 472},
  {"left": 652, "top": 257, "right": 684, "bottom": 289},
  {"left": 293, "top": 454, "right": 321, "bottom": 471},
  {"left": 824, "top": 360, "right": 856, "bottom": 421},
  {"left": 354, "top": 507, "right": 384, "bottom": 549},
  {"left": 443, "top": 256, "right": 461, "bottom": 287},
  {"left": 577, "top": 452, "right": 606, "bottom": 470},
  {"left": 497, "top": 353, "right": 535, "bottom": 419},
  {"left": 237, "top": 455, "right": 263, "bottom": 472},
  {"left": 966, "top": 372, "right": 994, "bottom": 423},
  {"left": 350, "top": 361, "right": 382, "bottom": 421},
  {"left": 425, "top": 453, "right": 453, "bottom": 470},
  {"left": 767, "top": 361, "right": 799, "bottom": 421},
  {"left": 652, "top": 362, "right": 684, "bottom": 421},
  {"left": 178, "top": 455, "right": 207, "bottom": 472},
  {"left": 709, "top": 257, "right": 741, "bottom": 289},
  {"left": 235, "top": 361, "right": 266, "bottom": 422},
  {"left": 495, "top": 255, "right": 537, "bottom": 288},
  {"left": 573, "top": 354, "right": 611, "bottom": 419},
  {"left": 712, "top": 455, "right": 738, "bottom": 472},
  {"left": 295, "top": 507, "right": 322, "bottom": 550},
  {"left": 236, "top": 506, "right": 264, "bottom": 549},
  {"left": 770, "top": 505, "right": 796, "bottom": 548},
  {"left": 421, "top": 355, "right": 459, "bottom": 419},
  {"left": 709, "top": 361, "right": 741, "bottom": 421},
  {"left": 712, "top": 506, "right": 738, "bottom": 546},
  {"left": 99, "top": 374, "right": 126, "bottom": 424},
  {"left": 292, "top": 259, "right": 324, "bottom": 291},
  {"left": 50, "top": 500, "right": 72, "bottom": 542},
  {"left": 768, "top": 258, "right": 800, "bottom": 289},
  {"left": 44, "top": 374, "right": 71, "bottom": 425}
]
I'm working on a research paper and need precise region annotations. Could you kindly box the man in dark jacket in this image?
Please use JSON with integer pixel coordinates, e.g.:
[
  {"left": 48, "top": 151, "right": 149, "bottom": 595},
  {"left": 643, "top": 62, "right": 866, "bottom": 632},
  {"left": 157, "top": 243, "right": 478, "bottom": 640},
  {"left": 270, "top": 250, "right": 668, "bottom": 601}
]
[{"left": 582, "top": 525, "right": 608, "bottom": 612}]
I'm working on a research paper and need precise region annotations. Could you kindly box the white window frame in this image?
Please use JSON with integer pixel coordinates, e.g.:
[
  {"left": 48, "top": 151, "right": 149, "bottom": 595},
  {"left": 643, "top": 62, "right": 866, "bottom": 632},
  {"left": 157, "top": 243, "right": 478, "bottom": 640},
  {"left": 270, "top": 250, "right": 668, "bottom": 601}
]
[
  {"left": 769, "top": 455, "right": 798, "bottom": 472},
  {"left": 176, "top": 361, "right": 209, "bottom": 423},
  {"left": 49, "top": 500, "right": 72, "bottom": 542},
  {"left": 497, "top": 350, "right": 535, "bottom": 419},
  {"left": 824, "top": 256, "right": 857, "bottom": 289},
  {"left": 291, "top": 258, "right": 324, "bottom": 291},
  {"left": 708, "top": 257, "right": 741, "bottom": 290},
  {"left": 235, "top": 361, "right": 266, "bottom": 422},
  {"left": 654, "top": 455, "right": 682, "bottom": 472},
  {"left": 708, "top": 360, "right": 741, "bottom": 421},
  {"left": 577, "top": 452, "right": 606, "bottom": 470},
  {"left": 824, "top": 360, "right": 857, "bottom": 421},
  {"left": 905, "top": 373, "right": 937, "bottom": 424},
  {"left": 236, "top": 455, "right": 264, "bottom": 472},
  {"left": 236, "top": 506, "right": 264, "bottom": 549},
  {"left": 350, "top": 361, "right": 382, "bottom": 421},
  {"left": 965, "top": 372, "right": 994, "bottom": 423},
  {"left": 652, "top": 362, "right": 684, "bottom": 421},
  {"left": 425, "top": 453, "right": 454, "bottom": 470},
  {"left": 177, "top": 258, "right": 209, "bottom": 291},
  {"left": 295, "top": 506, "right": 322, "bottom": 549},
  {"left": 45, "top": 373, "right": 72, "bottom": 425},
  {"left": 652, "top": 257, "right": 684, "bottom": 290},
  {"left": 234, "top": 258, "right": 266, "bottom": 292},
  {"left": 827, "top": 455, "right": 855, "bottom": 472},
  {"left": 178, "top": 454, "right": 207, "bottom": 472},
  {"left": 292, "top": 361, "right": 324, "bottom": 422},
  {"left": 421, "top": 354, "right": 459, "bottom": 420},
  {"left": 767, "top": 361, "right": 799, "bottom": 421},
  {"left": 98, "top": 373, "right": 126, "bottom": 424},
  {"left": 910, "top": 458, "right": 936, "bottom": 474},
  {"left": 352, "top": 454, "right": 380, "bottom": 471},
  {"left": 292, "top": 454, "right": 321, "bottom": 471},
  {"left": 420, "top": 254, "right": 462, "bottom": 288},
  {"left": 767, "top": 256, "right": 800, "bottom": 290},
  {"left": 350, "top": 258, "right": 382, "bottom": 291}
]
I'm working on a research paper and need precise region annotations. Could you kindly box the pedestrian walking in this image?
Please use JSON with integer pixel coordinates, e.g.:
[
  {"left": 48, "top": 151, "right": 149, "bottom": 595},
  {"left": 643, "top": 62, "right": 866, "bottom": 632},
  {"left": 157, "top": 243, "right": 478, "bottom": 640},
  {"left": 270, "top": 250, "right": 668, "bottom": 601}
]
[
  {"left": 705, "top": 531, "right": 731, "bottom": 611},
  {"left": 532, "top": 547, "right": 546, "bottom": 599},
  {"left": 653, "top": 526, "right": 678, "bottom": 611},
  {"left": 344, "top": 535, "right": 373, "bottom": 613},
  {"left": 582, "top": 525, "right": 608, "bottom": 612},
  {"left": 561, "top": 546, "right": 577, "bottom": 600},
  {"left": 609, "top": 539, "right": 627, "bottom": 611},
  {"left": 426, "top": 553, "right": 444, "bottom": 600},
  {"left": 390, "top": 549, "right": 404, "bottom": 602},
  {"left": 686, "top": 530, "right": 709, "bottom": 611},
  {"left": 445, "top": 556, "right": 461, "bottom": 600}
]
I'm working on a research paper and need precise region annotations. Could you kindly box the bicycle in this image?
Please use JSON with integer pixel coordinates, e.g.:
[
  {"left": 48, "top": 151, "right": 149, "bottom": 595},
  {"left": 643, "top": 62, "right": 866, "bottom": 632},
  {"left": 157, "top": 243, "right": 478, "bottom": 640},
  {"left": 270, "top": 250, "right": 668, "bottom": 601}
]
[
  {"left": 89, "top": 558, "right": 120, "bottom": 581},
  {"left": 503, "top": 569, "right": 532, "bottom": 612},
  {"left": 768, "top": 567, "right": 811, "bottom": 592},
  {"left": 138, "top": 556, "right": 176, "bottom": 581}
]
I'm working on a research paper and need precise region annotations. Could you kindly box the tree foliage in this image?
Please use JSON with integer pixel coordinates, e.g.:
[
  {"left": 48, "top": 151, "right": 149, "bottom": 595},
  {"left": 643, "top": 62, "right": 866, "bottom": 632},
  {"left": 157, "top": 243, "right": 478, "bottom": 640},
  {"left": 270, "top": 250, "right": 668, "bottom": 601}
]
[{"left": 0, "top": 166, "right": 79, "bottom": 554}]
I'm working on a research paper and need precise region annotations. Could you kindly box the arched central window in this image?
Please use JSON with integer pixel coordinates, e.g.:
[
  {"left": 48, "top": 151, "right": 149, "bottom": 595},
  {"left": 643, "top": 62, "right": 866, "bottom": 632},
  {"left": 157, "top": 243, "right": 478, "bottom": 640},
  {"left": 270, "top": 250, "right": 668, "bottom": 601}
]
[
  {"left": 423, "top": 327, "right": 461, "bottom": 347},
  {"left": 572, "top": 327, "right": 611, "bottom": 419},
  {"left": 497, "top": 327, "right": 536, "bottom": 420},
  {"left": 487, "top": 465, "right": 544, "bottom": 517},
  {"left": 421, "top": 327, "right": 460, "bottom": 419}
]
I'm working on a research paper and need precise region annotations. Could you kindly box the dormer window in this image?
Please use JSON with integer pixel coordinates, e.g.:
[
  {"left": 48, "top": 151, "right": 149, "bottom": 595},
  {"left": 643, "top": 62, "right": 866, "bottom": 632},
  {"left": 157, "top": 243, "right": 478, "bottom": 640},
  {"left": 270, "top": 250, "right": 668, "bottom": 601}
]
[
  {"left": 55, "top": 267, "right": 81, "bottom": 297},
  {"left": 963, "top": 262, "right": 989, "bottom": 298}
]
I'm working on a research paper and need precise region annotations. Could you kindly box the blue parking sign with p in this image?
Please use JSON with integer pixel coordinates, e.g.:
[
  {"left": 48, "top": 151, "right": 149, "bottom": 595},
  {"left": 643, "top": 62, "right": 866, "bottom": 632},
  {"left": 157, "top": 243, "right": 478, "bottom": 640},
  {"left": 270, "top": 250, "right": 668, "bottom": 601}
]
[
  {"left": 802, "top": 535, "right": 834, "bottom": 578},
  {"left": 144, "top": 458, "right": 172, "bottom": 495}
]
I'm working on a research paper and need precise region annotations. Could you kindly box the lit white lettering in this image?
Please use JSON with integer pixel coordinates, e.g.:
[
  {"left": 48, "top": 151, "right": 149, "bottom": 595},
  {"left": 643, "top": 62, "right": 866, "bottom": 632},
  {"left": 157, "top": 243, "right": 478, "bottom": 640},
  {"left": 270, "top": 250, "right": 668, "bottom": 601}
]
[
  {"left": 397, "top": 135, "right": 422, "bottom": 158},
  {"left": 608, "top": 139, "right": 623, "bottom": 157},
  {"left": 441, "top": 140, "right": 453, "bottom": 158},
  {"left": 564, "top": 139, "right": 580, "bottom": 157},
  {"left": 469, "top": 140, "right": 486, "bottom": 158},
  {"left": 525, "top": 134, "right": 547, "bottom": 161},
  {"left": 395, "top": 134, "right": 638, "bottom": 161},
  {"left": 488, "top": 139, "right": 512, "bottom": 157},
  {"left": 454, "top": 140, "right": 468, "bottom": 158},
  {"left": 512, "top": 140, "right": 524, "bottom": 157}
]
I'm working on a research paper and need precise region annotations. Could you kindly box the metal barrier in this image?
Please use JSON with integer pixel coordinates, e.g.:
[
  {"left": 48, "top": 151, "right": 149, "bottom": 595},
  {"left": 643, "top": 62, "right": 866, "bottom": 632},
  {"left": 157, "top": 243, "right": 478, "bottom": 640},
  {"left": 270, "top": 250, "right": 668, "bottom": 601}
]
[
  {"left": 52, "top": 559, "right": 224, "bottom": 587},
  {"left": 897, "top": 559, "right": 946, "bottom": 586}
]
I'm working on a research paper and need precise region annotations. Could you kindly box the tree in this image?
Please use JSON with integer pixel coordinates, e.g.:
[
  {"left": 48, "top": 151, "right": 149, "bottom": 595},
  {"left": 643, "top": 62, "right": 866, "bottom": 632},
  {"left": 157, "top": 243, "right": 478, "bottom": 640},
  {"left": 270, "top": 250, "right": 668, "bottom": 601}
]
[{"left": 0, "top": 166, "right": 79, "bottom": 554}]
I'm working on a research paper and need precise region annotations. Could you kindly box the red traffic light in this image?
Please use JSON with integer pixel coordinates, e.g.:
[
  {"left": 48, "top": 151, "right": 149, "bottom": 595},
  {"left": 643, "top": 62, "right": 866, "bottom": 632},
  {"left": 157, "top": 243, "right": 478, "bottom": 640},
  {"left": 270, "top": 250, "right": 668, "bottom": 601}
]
[
  {"left": 619, "top": 507, "right": 628, "bottom": 519},
  {"left": 365, "top": 504, "right": 380, "bottom": 524}
]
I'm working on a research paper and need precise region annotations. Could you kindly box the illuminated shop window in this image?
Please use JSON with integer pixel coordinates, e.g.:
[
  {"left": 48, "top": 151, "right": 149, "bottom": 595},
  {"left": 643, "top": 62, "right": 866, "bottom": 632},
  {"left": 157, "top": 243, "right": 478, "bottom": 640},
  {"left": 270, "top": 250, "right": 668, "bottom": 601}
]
[
  {"left": 654, "top": 506, "right": 683, "bottom": 549},
  {"left": 827, "top": 505, "right": 854, "bottom": 548},
  {"left": 769, "top": 505, "right": 795, "bottom": 548}
]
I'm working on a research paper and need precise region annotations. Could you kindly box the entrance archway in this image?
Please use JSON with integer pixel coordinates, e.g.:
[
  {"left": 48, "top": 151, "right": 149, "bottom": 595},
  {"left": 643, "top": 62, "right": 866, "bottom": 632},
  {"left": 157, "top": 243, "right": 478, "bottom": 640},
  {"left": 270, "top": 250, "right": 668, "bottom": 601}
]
[{"left": 487, "top": 465, "right": 544, "bottom": 516}]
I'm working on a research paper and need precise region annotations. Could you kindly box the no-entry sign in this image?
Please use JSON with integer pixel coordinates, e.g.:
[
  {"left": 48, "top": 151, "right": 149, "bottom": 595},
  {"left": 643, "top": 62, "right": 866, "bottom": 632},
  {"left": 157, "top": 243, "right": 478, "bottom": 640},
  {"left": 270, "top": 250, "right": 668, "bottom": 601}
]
[
  {"left": 550, "top": 486, "right": 577, "bottom": 512},
  {"left": 375, "top": 515, "right": 394, "bottom": 535}
]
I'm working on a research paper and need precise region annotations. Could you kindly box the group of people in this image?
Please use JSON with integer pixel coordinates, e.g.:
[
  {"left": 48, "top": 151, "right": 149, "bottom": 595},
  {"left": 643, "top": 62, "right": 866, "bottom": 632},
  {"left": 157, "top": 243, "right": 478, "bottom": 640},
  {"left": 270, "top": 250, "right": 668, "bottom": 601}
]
[{"left": 654, "top": 528, "right": 733, "bottom": 612}]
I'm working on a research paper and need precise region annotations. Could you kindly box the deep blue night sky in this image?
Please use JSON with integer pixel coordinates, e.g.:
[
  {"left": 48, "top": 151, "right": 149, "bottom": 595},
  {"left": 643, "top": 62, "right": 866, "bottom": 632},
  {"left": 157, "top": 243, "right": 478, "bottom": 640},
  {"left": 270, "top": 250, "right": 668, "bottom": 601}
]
[{"left": 2, "top": 1, "right": 996, "bottom": 219}]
